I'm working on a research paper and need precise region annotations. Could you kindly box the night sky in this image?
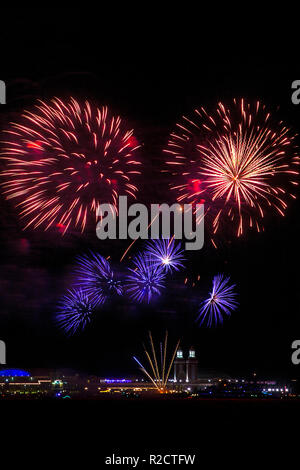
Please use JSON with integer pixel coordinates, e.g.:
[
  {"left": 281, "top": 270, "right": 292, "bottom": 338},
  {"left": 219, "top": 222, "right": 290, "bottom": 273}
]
[{"left": 1, "top": 10, "right": 300, "bottom": 380}]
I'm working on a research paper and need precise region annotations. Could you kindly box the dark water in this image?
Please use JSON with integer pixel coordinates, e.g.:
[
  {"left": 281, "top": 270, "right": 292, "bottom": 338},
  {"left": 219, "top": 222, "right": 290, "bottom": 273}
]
[{"left": 2, "top": 398, "right": 298, "bottom": 464}]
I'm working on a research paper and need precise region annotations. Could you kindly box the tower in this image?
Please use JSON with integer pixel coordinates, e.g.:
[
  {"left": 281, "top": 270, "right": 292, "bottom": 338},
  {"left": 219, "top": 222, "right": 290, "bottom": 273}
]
[
  {"left": 185, "top": 347, "right": 198, "bottom": 382},
  {"left": 173, "top": 348, "right": 185, "bottom": 382}
]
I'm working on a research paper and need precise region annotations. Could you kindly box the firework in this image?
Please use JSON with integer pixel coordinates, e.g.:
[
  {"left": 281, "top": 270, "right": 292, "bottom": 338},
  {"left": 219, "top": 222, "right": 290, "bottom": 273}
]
[
  {"left": 164, "top": 99, "right": 299, "bottom": 239},
  {"left": 196, "top": 274, "right": 238, "bottom": 327},
  {"left": 1, "top": 97, "right": 141, "bottom": 234},
  {"left": 133, "top": 331, "right": 180, "bottom": 392},
  {"left": 56, "top": 288, "right": 96, "bottom": 335},
  {"left": 75, "top": 252, "right": 122, "bottom": 305},
  {"left": 126, "top": 253, "right": 166, "bottom": 303},
  {"left": 144, "top": 238, "right": 185, "bottom": 273}
]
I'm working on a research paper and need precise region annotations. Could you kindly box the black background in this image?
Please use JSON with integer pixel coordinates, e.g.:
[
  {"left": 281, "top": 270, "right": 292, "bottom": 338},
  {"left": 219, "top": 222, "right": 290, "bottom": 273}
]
[{"left": 1, "top": 8, "right": 300, "bottom": 459}]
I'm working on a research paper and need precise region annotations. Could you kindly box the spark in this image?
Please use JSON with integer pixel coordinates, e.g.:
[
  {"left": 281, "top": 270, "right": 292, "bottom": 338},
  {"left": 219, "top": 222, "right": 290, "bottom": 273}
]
[
  {"left": 56, "top": 288, "right": 96, "bottom": 336},
  {"left": 164, "top": 99, "right": 299, "bottom": 239},
  {"left": 196, "top": 274, "right": 238, "bottom": 327},
  {"left": 75, "top": 252, "right": 122, "bottom": 305},
  {"left": 144, "top": 238, "right": 185, "bottom": 273},
  {"left": 126, "top": 253, "right": 166, "bottom": 303},
  {"left": 1, "top": 97, "right": 141, "bottom": 233},
  {"left": 133, "top": 331, "right": 180, "bottom": 392}
]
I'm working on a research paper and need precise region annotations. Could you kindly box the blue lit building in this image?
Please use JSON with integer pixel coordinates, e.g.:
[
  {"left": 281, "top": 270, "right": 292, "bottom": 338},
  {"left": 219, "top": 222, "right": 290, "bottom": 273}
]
[{"left": 0, "top": 368, "right": 31, "bottom": 377}]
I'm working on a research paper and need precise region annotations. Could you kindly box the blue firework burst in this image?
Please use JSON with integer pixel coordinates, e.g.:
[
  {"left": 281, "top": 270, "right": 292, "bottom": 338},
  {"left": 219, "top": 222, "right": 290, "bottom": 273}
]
[
  {"left": 126, "top": 253, "right": 166, "bottom": 303},
  {"left": 75, "top": 252, "right": 123, "bottom": 305},
  {"left": 196, "top": 274, "right": 238, "bottom": 327},
  {"left": 144, "top": 239, "right": 185, "bottom": 273},
  {"left": 56, "top": 289, "right": 96, "bottom": 336}
]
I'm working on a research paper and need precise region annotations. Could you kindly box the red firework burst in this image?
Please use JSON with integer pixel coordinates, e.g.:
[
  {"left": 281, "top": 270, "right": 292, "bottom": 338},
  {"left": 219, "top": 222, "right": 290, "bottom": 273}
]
[
  {"left": 0, "top": 98, "right": 142, "bottom": 233},
  {"left": 163, "top": 99, "right": 299, "bottom": 240}
]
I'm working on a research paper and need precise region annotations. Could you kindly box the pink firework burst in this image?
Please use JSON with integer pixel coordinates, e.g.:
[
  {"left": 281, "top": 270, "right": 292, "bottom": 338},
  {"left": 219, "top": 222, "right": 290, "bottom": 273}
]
[
  {"left": 163, "top": 99, "right": 299, "bottom": 241},
  {"left": 0, "top": 97, "right": 142, "bottom": 234}
]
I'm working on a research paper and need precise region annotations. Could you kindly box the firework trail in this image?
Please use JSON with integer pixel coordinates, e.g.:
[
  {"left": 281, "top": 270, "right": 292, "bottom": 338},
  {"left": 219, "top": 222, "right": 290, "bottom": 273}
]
[
  {"left": 56, "top": 288, "right": 96, "bottom": 336},
  {"left": 196, "top": 274, "right": 238, "bottom": 327},
  {"left": 164, "top": 99, "right": 299, "bottom": 239},
  {"left": 1, "top": 97, "right": 141, "bottom": 234},
  {"left": 75, "top": 252, "right": 123, "bottom": 305},
  {"left": 133, "top": 331, "right": 180, "bottom": 392},
  {"left": 126, "top": 253, "right": 166, "bottom": 303},
  {"left": 144, "top": 238, "right": 185, "bottom": 273}
]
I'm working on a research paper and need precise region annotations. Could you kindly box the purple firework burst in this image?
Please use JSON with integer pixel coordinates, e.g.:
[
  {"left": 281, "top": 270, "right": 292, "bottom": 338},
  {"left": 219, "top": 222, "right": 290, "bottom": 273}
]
[
  {"left": 144, "top": 239, "right": 185, "bottom": 273},
  {"left": 75, "top": 252, "right": 123, "bottom": 305},
  {"left": 56, "top": 289, "right": 96, "bottom": 336},
  {"left": 126, "top": 253, "right": 166, "bottom": 303},
  {"left": 196, "top": 274, "right": 238, "bottom": 327}
]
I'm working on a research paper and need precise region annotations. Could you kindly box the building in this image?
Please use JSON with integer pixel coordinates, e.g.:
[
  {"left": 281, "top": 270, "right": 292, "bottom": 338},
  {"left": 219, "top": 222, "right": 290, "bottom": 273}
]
[
  {"left": 0, "top": 368, "right": 157, "bottom": 398},
  {"left": 0, "top": 368, "right": 295, "bottom": 399},
  {"left": 0, "top": 368, "right": 52, "bottom": 397},
  {"left": 174, "top": 347, "right": 198, "bottom": 383}
]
